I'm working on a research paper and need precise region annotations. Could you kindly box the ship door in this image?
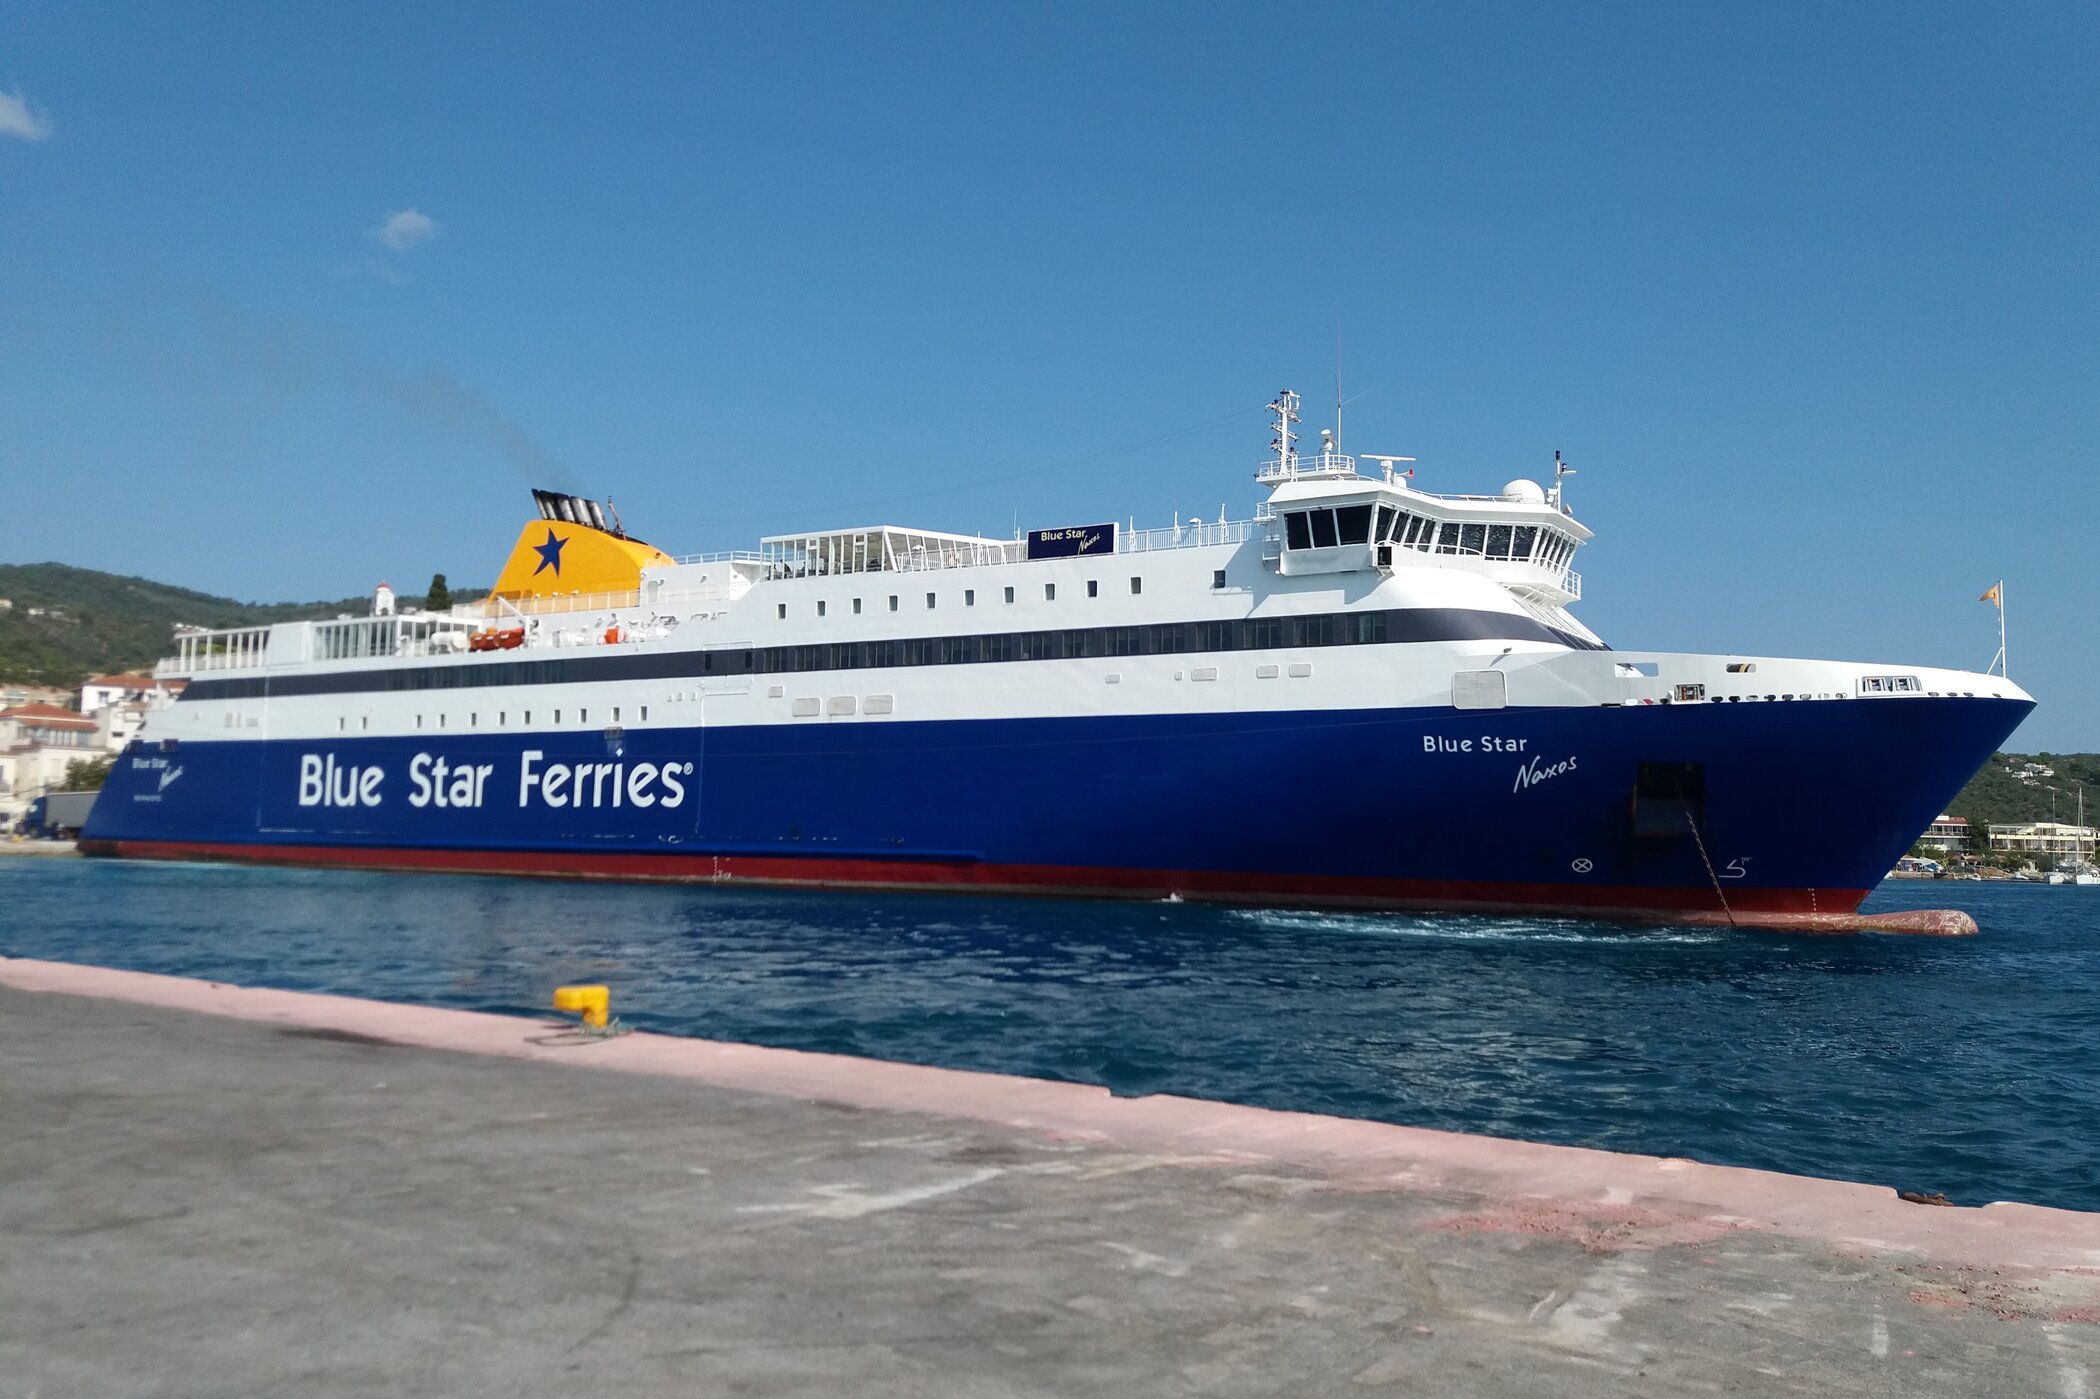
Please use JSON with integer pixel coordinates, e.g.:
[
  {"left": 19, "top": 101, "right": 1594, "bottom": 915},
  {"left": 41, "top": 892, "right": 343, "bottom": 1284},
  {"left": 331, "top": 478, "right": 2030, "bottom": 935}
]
[{"left": 1630, "top": 761, "right": 1706, "bottom": 839}]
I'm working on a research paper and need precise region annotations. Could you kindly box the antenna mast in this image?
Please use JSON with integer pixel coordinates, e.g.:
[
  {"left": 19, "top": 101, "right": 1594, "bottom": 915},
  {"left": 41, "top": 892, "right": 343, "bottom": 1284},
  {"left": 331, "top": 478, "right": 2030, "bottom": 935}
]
[
  {"left": 1267, "top": 390, "right": 1302, "bottom": 477},
  {"left": 1548, "top": 450, "right": 1577, "bottom": 511},
  {"left": 1334, "top": 319, "right": 1343, "bottom": 453}
]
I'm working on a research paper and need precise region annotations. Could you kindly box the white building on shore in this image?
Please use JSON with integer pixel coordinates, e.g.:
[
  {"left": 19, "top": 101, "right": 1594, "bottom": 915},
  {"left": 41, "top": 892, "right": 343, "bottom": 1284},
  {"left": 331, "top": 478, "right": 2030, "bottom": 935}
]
[
  {"left": 1988, "top": 821, "right": 2098, "bottom": 861},
  {"left": 0, "top": 703, "right": 103, "bottom": 825}
]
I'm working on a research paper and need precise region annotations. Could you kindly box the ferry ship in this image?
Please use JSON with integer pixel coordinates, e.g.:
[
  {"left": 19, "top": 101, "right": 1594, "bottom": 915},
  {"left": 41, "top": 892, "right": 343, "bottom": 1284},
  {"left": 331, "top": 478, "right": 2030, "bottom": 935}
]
[{"left": 82, "top": 392, "right": 2032, "bottom": 927}]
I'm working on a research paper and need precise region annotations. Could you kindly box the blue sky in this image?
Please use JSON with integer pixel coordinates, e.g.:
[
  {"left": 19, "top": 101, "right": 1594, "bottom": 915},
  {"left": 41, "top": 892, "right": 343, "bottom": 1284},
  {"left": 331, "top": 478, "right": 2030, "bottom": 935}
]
[{"left": 2, "top": 2, "right": 2094, "bottom": 748}]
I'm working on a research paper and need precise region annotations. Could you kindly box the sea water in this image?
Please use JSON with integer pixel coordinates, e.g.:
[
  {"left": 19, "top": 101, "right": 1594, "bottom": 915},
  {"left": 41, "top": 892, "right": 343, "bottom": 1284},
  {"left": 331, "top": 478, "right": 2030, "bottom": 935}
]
[{"left": 4, "top": 857, "right": 2095, "bottom": 1211}]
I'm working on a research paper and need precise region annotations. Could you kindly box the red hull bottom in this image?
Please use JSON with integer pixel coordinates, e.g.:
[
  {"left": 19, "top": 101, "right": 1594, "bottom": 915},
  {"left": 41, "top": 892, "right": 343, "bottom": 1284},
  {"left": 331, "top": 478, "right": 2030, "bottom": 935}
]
[{"left": 69, "top": 837, "right": 1933, "bottom": 934}]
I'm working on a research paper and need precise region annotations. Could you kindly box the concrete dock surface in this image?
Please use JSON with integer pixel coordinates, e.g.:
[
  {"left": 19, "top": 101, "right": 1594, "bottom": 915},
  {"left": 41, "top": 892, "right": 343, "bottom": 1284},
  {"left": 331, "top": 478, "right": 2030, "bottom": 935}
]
[{"left": 2, "top": 956, "right": 2097, "bottom": 1397}]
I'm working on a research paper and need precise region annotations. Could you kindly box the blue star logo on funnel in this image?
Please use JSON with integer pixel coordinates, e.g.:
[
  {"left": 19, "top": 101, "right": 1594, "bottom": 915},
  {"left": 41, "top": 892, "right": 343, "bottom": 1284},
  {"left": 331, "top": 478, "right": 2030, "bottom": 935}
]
[{"left": 531, "top": 529, "right": 568, "bottom": 577}]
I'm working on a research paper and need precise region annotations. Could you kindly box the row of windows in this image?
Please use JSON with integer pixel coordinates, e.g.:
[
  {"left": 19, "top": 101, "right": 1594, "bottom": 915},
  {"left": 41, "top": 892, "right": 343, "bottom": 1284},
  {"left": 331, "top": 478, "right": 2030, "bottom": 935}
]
[
  {"left": 725, "top": 612, "right": 1397, "bottom": 673},
  {"left": 1282, "top": 504, "right": 1577, "bottom": 570},
  {"left": 182, "top": 606, "right": 1597, "bottom": 702},
  {"left": 338, "top": 705, "right": 651, "bottom": 732},
  {"left": 785, "top": 576, "right": 1150, "bottom": 620}
]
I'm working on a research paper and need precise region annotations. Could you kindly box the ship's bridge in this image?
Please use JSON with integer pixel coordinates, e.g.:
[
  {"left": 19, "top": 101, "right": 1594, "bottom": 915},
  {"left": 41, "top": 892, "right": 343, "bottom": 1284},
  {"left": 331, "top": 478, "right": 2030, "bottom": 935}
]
[{"left": 1254, "top": 391, "right": 1591, "bottom": 610}]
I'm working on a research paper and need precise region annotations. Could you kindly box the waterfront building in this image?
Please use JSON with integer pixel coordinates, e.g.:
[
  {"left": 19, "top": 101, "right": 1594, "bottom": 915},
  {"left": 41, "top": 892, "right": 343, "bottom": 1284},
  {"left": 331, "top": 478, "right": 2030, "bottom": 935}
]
[
  {"left": 1987, "top": 822, "right": 2098, "bottom": 860},
  {"left": 0, "top": 703, "right": 102, "bottom": 824},
  {"left": 80, "top": 673, "right": 183, "bottom": 715}
]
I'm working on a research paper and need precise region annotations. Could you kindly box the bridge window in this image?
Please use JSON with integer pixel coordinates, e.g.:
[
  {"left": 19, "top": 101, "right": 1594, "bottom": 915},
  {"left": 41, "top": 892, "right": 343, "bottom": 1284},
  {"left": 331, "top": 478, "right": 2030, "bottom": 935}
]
[
  {"left": 1285, "top": 512, "right": 1312, "bottom": 550},
  {"left": 1375, "top": 505, "right": 1396, "bottom": 541},
  {"left": 1514, "top": 525, "right": 1538, "bottom": 561},
  {"left": 1310, "top": 510, "right": 1339, "bottom": 549},
  {"left": 1459, "top": 523, "right": 1487, "bottom": 555},
  {"left": 1486, "top": 524, "right": 1514, "bottom": 559},
  {"left": 1336, "top": 504, "right": 1373, "bottom": 545}
]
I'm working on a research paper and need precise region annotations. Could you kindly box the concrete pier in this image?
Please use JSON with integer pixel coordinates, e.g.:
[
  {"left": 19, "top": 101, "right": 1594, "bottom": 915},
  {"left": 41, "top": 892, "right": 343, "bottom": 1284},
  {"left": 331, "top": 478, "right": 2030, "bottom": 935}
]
[{"left": 2, "top": 954, "right": 2096, "bottom": 1396}]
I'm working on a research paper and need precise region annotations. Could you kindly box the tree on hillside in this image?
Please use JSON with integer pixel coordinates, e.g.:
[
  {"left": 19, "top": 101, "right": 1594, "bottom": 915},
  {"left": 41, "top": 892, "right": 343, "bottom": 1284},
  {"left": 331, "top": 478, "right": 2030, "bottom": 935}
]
[{"left": 425, "top": 574, "right": 452, "bottom": 612}]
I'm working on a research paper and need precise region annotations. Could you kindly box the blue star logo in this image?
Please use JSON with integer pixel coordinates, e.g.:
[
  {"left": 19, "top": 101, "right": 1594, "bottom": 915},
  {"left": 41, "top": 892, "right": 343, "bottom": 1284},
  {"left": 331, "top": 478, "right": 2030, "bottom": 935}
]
[{"left": 532, "top": 528, "right": 568, "bottom": 577}]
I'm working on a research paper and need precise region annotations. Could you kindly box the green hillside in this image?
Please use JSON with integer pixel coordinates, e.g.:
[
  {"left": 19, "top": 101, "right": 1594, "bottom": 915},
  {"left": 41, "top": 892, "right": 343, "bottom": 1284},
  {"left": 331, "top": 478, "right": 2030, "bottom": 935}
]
[
  {"left": 1943, "top": 752, "right": 2100, "bottom": 833},
  {"left": 0, "top": 563, "right": 476, "bottom": 688}
]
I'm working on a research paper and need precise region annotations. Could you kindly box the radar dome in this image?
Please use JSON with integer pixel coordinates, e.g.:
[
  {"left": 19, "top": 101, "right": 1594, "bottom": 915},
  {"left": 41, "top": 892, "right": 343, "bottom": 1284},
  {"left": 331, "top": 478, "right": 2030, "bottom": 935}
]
[{"left": 1501, "top": 479, "right": 1547, "bottom": 504}]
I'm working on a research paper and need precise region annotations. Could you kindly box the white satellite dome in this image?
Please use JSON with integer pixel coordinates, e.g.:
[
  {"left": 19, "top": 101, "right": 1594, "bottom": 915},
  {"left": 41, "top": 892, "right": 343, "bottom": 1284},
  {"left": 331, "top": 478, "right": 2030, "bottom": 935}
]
[{"left": 1500, "top": 479, "right": 1547, "bottom": 504}]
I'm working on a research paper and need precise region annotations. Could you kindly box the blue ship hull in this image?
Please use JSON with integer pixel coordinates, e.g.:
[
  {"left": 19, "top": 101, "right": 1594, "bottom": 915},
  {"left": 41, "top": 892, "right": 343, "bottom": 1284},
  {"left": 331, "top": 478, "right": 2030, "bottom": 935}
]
[{"left": 82, "top": 695, "right": 2029, "bottom": 924}]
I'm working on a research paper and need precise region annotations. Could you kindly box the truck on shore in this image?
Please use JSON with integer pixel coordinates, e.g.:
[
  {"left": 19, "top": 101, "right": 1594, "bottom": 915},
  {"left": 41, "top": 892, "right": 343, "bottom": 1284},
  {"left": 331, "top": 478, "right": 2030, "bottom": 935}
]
[{"left": 23, "top": 791, "right": 97, "bottom": 841}]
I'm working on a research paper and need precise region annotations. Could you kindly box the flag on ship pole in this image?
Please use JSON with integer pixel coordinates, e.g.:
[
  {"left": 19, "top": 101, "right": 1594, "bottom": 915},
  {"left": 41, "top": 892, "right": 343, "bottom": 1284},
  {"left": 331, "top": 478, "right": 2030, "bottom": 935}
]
[{"left": 1980, "top": 580, "right": 2007, "bottom": 678}]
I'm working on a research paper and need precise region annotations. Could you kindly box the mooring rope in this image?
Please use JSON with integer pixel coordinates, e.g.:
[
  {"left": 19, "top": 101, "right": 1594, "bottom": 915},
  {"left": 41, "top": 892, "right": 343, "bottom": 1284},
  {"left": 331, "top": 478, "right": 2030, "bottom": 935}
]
[{"left": 1685, "top": 810, "right": 1738, "bottom": 928}]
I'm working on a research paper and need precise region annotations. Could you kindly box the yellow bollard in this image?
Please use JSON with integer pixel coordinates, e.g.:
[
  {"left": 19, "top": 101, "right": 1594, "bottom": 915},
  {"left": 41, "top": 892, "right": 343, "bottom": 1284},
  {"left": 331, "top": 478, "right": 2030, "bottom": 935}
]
[{"left": 552, "top": 984, "right": 610, "bottom": 1029}]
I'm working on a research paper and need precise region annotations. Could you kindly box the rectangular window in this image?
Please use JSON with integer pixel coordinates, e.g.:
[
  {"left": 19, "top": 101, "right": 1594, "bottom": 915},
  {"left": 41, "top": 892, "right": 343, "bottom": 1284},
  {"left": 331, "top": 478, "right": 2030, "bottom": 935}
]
[
  {"left": 1514, "top": 525, "right": 1538, "bottom": 561},
  {"left": 554, "top": 709, "right": 562, "bottom": 723},
  {"left": 1087, "top": 580, "right": 1099, "bottom": 598},
  {"left": 361, "top": 716, "right": 369, "bottom": 731},
  {"left": 523, "top": 710, "right": 531, "bottom": 724},
  {"left": 1486, "top": 524, "right": 1514, "bottom": 559},
  {"left": 1459, "top": 523, "right": 1487, "bottom": 555},
  {"left": 777, "top": 604, "right": 787, "bottom": 619},
  {"left": 640, "top": 705, "right": 649, "bottom": 720},
  {"left": 1003, "top": 586, "right": 1015, "bottom": 603},
  {"left": 926, "top": 592, "right": 937, "bottom": 609},
  {"left": 1310, "top": 510, "right": 1339, "bottom": 549},
  {"left": 1212, "top": 569, "right": 1226, "bottom": 588},
  {"left": 817, "top": 601, "right": 827, "bottom": 617},
  {"left": 438, "top": 714, "right": 446, "bottom": 728},
  {"left": 1246, "top": 618, "right": 1283, "bottom": 649},
  {"left": 889, "top": 595, "right": 899, "bottom": 612},
  {"left": 1045, "top": 583, "right": 1056, "bottom": 600},
  {"left": 579, "top": 708, "right": 588, "bottom": 723},
  {"left": 612, "top": 707, "right": 621, "bottom": 722},
  {"left": 1285, "top": 512, "right": 1312, "bottom": 550},
  {"left": 1335, "top": 504, "right": 1373, "bottom": 545},
  {"left": 965, "top": 589, "right": 975, "bottom": 606},
  {"left": 852, "top": 598, "right": 862, "bottom": 614},
  {"left": 470, "top": 713, "right": 478, "bottom": 727},
  {"left": 337, "top": 717, "right": 345, "bottom": 731}
]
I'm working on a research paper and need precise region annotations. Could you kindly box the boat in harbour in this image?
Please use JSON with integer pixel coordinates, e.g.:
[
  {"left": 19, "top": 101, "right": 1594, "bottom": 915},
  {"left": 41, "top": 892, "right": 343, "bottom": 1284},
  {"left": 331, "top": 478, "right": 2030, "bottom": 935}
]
[{"left": 81, "top": 391, "right": 2033, "bottom": 927}]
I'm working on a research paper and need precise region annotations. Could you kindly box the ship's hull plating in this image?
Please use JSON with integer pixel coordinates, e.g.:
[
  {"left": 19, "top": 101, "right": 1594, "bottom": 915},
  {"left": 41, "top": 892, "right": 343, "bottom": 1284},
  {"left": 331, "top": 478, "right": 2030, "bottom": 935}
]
[{"left": 81, "top": 695, "right": 2029, "bottom": 927}]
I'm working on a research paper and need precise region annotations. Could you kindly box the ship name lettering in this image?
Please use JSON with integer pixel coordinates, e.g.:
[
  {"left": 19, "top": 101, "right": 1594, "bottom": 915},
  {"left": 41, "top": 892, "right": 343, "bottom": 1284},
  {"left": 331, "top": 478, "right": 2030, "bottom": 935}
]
[
  {"left": 297, "top": 753, "right": 383, "bottom": 808},
  {"left": 408, "top": 753, "right": 494, "bottom": 809},
  {"left": 518, "top": 750, "right": 687, "bottom": 810},
  {"left": 1512, "top": 753, "right": 1577, "bottom": 794}
]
